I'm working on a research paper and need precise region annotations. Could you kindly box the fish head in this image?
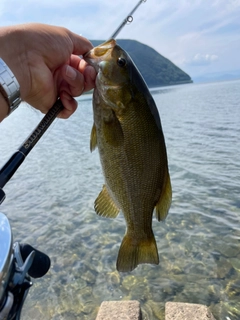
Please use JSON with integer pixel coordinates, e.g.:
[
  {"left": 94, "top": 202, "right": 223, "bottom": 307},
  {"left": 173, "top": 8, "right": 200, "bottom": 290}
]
[
  {"left": 84, "top": 39, "right": 132, "bottom": 88},
  {"left": 84, "top": 39, "right": 162, "bottom": 130}
]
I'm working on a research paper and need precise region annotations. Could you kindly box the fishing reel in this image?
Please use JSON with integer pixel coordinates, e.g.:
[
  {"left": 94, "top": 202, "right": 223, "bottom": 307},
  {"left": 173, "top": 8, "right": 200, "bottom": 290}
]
[
  {"left": 0, "top": 101, "right": 62, "bottom": 320},
  {"left": 0, "top": 1, "right": 147, "bottom": 317},
  {"left": 0, "top": 102, "right": 62, "bottom": 320},
  {"left": 0, "top": 212, "right": 50, "bottom": 320}
]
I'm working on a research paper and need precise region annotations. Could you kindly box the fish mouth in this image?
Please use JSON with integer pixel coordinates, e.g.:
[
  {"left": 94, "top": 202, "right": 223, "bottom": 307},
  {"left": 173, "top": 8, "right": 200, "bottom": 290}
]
[{"left": 83, "top": 39, "right": 116, "bottom": 71}]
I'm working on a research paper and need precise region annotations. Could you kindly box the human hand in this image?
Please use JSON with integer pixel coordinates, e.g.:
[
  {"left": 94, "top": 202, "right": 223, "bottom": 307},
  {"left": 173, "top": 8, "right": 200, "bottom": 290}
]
[{"left": 0, "top": 23, "right": 96, "bottom": 119}]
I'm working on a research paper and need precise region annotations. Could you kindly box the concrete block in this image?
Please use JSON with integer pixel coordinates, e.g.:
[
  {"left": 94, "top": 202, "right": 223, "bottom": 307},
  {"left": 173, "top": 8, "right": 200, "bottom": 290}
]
[
  {"left": 165, "top": 302, "right": 216, "bottom": 320},
  {"left": 96, "top": 300, "right": 142, "bottom": 320}
]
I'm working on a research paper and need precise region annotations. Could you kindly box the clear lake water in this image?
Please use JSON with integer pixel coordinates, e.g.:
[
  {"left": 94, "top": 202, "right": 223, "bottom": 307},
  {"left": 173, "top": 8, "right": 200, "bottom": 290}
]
[{"left": 0, "top": 80, "right": 239, "bottom": 320}]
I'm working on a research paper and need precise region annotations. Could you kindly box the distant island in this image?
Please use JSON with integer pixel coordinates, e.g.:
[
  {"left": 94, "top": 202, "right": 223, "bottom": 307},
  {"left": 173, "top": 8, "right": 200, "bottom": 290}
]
[{"left": 91, "top": 39, "right": 193, "bottom": 87}]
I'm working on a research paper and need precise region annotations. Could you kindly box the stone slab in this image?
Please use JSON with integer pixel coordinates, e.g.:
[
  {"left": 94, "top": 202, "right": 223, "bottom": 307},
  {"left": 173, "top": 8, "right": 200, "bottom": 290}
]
[
  {"left": 165, "top": 302, "right": 216, "bottom": 320},
  {"left": 96, "top": 301, "right": 142, "bottom": 320}
]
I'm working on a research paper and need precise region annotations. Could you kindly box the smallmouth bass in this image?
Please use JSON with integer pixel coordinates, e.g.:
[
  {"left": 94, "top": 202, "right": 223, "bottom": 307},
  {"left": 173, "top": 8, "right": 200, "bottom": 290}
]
[{"left": 84, "top": 39, "right": 172, "bottom": 272}]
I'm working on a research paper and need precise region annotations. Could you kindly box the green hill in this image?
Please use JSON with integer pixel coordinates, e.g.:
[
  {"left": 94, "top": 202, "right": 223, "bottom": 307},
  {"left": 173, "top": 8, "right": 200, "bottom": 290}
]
[{"left": 90, "top": 39, "right": 193, "bottom": 87}]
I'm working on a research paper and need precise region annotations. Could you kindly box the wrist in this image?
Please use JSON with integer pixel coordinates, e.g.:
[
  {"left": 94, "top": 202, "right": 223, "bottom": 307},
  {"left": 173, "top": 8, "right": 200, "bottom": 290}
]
[
  {"left": 0, "top": 91, "right": 9, "bottom": 121},
  {"left": 0, "top": 25, "right": 29, "bottom": 101},
  {"left": 0, "top": 58, "right": 21, "bottom": 120}
]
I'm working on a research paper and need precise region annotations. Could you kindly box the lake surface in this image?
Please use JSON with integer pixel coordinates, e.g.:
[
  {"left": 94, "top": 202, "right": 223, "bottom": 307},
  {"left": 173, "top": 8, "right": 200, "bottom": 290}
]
[{"left": 0, "top": 80, "right": 239, "bottom": 320}]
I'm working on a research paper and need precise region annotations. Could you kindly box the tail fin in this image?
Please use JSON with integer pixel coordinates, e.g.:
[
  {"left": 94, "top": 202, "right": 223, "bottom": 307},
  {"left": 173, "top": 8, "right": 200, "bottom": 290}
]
[{"left": 116, "top": 232, "right": 159, "bottom": 272}]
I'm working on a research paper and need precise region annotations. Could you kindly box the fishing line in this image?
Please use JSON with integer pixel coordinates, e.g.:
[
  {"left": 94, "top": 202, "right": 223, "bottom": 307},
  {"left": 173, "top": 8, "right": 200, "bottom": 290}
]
[{"left": 0, "top": 0, "right": 147, "bottom": 204}]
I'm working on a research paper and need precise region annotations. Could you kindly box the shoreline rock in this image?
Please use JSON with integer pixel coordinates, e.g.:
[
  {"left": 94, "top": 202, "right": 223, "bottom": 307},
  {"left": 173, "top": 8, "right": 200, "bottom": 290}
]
[
  {"left": 95, "top": 301, "right": 216, "bottom": 320},
  {"left": 96, "top": 301, "right": 142, "bottom": 320}
]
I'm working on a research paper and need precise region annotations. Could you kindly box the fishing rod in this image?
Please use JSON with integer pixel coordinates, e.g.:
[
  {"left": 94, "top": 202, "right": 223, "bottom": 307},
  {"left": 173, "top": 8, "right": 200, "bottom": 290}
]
[
  {"left": 0, "top": 0, "right": 147, "bottom": 204},
  {"left": 0, "top": 99, "right": 63, "bottom": 204},
  {"left": 109, "top": 0, "right": 147, "bottom": 39}
]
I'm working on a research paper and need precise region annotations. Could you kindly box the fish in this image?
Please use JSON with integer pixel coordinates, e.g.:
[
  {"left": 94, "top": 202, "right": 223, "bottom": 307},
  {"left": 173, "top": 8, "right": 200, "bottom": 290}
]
[{"left": 84, "top": 39, "right": 172, "bottom": 272}]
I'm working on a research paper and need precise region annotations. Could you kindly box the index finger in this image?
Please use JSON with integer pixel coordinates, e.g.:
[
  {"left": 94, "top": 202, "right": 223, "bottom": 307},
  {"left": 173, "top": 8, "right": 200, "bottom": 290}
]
[{"left": 78, "top": 59, "right": 96, "bottom": 92}]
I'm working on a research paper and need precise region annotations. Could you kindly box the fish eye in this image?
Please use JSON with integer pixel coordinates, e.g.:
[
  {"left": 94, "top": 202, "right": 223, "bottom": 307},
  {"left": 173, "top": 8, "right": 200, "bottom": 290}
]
[{"left": 117, "top": 57, "right": 126, "bottom": 67}]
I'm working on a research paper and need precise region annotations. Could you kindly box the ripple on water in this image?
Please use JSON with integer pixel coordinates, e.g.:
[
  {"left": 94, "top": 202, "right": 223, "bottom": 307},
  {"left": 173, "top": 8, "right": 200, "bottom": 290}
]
[{"left": 0, "top": 81, "right": 240, "bottom": 319}]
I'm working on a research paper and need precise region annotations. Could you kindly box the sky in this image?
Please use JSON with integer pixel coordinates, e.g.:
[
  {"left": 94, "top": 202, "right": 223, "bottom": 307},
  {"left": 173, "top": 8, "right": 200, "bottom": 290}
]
[{"left": 1, "top": 0, "right": 240, "bottom": 81}]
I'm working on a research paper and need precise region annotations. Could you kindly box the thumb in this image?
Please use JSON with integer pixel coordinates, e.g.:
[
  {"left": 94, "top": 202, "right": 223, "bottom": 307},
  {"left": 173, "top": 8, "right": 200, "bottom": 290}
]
[{"left": 68, "top": 31, "right": 93, "bottom": 56}]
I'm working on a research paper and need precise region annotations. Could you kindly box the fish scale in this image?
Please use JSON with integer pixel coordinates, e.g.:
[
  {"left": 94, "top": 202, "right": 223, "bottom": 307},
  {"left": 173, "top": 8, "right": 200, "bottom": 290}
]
[{"left": 84, "top": 39, "right": 172, "bottom": 272}]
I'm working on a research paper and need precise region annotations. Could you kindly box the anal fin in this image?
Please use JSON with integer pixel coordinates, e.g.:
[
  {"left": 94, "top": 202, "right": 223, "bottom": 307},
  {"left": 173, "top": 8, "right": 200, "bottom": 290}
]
[{"left": 94, "top": 185, "right": 120, "bottom": 218}]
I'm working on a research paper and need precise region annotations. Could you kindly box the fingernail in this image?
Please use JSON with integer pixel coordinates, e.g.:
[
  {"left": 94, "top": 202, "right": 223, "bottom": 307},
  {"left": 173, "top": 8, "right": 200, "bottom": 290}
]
[{"left": 66, "top": 65, "right": 77, "bottom": 80}]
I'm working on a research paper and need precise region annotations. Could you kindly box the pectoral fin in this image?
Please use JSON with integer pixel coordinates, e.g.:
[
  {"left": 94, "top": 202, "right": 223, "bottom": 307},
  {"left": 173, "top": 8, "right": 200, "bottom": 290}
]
[
  {"left": 155, "top": 170, "right": 172, "bottom": 221},
  {"left": 90, "top": 123, "right": 97, "bottom": 152},
  {"left": 103, "top": 111, "right": 124, "bottom": 147},
  {"left": 94, "top": 185, "right": 120, "bottom": 218}
]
